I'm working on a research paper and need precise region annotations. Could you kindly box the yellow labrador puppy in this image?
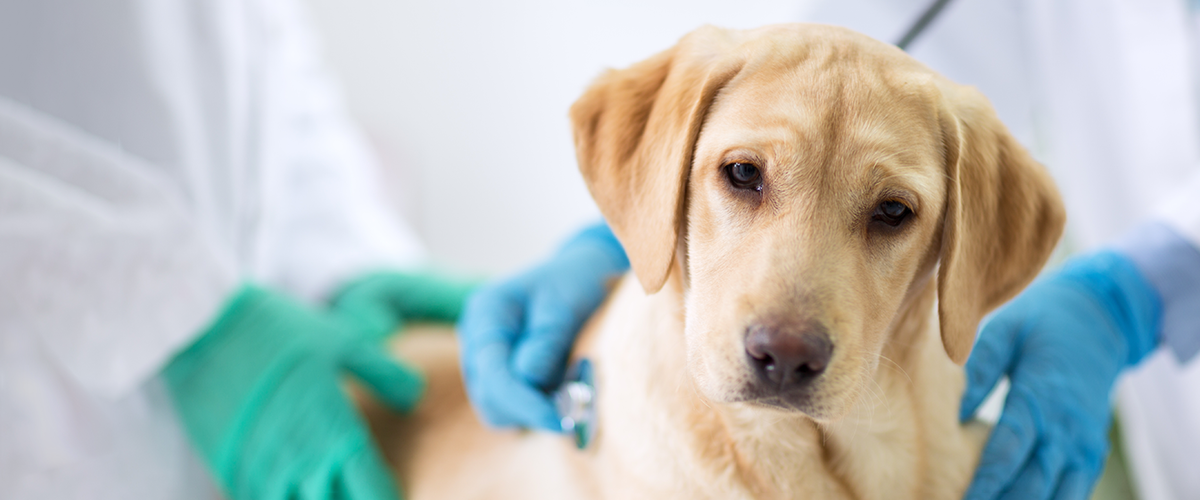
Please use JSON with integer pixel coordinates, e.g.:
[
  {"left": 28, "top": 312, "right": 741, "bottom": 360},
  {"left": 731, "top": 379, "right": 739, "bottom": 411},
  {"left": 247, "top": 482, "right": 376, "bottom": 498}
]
[{"left": 363, "top": 23, "right": 1065, "bottom": 500}]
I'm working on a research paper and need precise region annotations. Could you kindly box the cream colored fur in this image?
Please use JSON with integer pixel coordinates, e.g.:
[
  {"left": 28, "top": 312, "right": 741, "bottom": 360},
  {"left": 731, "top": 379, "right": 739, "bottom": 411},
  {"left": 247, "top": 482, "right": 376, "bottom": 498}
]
[{"left": 360, "top": 23, "right": 1064, "bottom": 500}]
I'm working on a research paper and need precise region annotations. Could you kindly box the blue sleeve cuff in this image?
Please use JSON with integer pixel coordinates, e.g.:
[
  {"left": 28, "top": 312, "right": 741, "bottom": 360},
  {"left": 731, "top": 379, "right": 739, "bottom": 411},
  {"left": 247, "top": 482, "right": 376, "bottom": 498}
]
[{"left": 1114, "top": 222, "right": 1200, "bottom": 364}]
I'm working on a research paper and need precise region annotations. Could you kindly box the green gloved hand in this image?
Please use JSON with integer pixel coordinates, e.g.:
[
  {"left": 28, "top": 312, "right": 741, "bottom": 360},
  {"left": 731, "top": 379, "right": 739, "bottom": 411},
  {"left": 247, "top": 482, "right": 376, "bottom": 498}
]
[
  {"left": 165, "top": 284, "right": 424, "bottom": 500},
  {"left": 331, "top": 270, "right": 480, "bottom": 340}
]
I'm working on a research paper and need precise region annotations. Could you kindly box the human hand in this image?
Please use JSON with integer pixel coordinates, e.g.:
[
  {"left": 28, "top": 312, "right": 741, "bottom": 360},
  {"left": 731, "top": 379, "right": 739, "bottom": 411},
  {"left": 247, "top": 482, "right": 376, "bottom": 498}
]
[
  {"left": 332, "top": 270, "right": 480, "bottom": 340},
  {"left": 959, "top": 251, "right": 1161, "bottom": 500},
  {"left": 165, "top": 285, "right": 425, "bottom": 500},
  {"left": 456, "top": 222, "right": 629, "bottom": 431}
]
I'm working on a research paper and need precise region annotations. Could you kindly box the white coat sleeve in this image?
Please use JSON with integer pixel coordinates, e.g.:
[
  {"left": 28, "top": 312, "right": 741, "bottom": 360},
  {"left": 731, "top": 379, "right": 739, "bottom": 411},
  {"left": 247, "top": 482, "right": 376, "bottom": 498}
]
[
  {"left": 250, "top": 0, "right": 425, "bottom": 302},
  {"left": 0, "top": 97, "right": 238, "bottom": 399},
  {"left": 1118, "top": 173, "right": 1200, "bottom": 362},
  {"left": 1158, "top": 173, "right": 1200, "bottom": 245}
]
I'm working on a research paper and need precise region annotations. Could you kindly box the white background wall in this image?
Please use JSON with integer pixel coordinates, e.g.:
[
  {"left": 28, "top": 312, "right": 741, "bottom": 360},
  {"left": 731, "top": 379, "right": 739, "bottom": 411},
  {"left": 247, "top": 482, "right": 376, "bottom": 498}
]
[{"left": 303, "top": 0, "right": 818, "bottom": 275}]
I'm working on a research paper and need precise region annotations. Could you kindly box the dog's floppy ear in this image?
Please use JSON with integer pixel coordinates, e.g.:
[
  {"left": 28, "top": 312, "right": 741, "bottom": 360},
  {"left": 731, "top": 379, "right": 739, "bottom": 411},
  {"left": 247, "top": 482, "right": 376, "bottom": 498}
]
[
  {"left": 570, "top": 27, "right": 745, "bottom": 293},
  {"left": 936, "top": 86, "right": 1066, "bottom": 365}
]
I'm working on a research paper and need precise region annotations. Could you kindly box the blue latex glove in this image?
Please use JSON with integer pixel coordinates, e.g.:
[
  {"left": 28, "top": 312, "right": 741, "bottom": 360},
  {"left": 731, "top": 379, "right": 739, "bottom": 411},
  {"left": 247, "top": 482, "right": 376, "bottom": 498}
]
[
  {"left": 457, "top": 222, "right": 630, "bottom": 431},
  {"left": 959, "top": 251, "right": 1162, "bottom": 500}
]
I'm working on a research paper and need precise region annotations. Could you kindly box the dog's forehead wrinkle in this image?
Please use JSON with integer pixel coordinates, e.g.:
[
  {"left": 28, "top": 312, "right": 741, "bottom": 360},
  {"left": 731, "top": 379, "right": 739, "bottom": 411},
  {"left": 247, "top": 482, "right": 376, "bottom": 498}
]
[{"left": 865, "top": 164, "right": 939, "bottom": 205}]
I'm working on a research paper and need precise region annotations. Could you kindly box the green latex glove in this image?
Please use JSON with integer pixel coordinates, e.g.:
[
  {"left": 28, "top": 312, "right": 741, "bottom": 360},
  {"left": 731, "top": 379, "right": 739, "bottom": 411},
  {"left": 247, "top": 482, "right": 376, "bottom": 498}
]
[
  {"left": 331, "top": 270, "right": 480, "bottom": 340},
  {"left": 165, "top": 284, "right": 424, "bottom": 500}
]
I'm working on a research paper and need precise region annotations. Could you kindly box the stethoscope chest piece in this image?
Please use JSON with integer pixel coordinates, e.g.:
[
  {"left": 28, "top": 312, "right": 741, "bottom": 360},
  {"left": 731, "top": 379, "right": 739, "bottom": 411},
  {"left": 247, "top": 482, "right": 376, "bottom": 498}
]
[{"left": 554, "top": 358, "right": 596, "bottom": 450}]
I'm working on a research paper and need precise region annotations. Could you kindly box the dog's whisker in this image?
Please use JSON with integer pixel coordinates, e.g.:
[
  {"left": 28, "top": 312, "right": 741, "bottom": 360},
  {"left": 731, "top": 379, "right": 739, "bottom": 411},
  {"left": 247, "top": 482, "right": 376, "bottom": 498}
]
[
  {"left": 867, "top": 378, "right": 891, "bottom": 419},
  {"left": 877, "top": 354, "right": 913, "bottom": 385}
]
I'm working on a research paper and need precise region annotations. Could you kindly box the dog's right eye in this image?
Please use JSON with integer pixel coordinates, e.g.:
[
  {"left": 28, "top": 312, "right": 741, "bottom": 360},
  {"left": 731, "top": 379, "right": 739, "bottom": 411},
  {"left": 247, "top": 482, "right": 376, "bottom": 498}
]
[
  {"left": 872, "top": 200, "right": 912, "bottom": 227},
  {"left": 724, "top": 162, "right": 763, "bottom": 191}
]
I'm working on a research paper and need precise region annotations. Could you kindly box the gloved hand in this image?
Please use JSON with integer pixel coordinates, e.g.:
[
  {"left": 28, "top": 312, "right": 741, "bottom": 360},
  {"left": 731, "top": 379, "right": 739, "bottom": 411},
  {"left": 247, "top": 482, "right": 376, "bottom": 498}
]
[
  {"left": 332, "top": 270, "right": 480, "bottom": 340},
  {"left": 959, "top": 251, "right": 1162, "bottom": 500},
  {"left": 165, "top": 276, "right": 469, "bottom": 500},
  {"left": 457, "top": 222, "right": 630, "bottom": 431}
]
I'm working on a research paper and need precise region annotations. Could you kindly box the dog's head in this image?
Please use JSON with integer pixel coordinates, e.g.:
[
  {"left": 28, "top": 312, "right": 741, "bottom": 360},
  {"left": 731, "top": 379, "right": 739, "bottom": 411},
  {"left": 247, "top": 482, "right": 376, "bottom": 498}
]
[{"left": 571, "top": 24, "right": 1064, "bottom": 420}]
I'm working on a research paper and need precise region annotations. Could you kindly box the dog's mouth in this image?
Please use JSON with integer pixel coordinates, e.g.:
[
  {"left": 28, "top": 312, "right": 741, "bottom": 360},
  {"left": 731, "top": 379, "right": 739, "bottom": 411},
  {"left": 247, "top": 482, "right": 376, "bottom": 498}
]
[
  {"left": 731, "top": 382, "right": 833, "bottom": 418},
  {"left": 746, "top": 396, "right": 810, "bottom": 412}
]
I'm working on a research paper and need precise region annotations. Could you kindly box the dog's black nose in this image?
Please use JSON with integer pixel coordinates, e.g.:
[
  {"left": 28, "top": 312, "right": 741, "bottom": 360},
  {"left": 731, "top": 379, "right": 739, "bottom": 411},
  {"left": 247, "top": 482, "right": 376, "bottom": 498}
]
[{"left": 745, "top": 324, "right": 832, "bottom": 390}]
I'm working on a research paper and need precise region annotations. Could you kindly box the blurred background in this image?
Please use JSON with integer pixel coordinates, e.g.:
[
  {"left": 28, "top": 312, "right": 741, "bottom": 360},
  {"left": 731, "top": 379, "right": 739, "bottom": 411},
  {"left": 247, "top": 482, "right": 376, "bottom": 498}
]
[{"left": 303, "top": 0, "right": 819, "bottom": 275}]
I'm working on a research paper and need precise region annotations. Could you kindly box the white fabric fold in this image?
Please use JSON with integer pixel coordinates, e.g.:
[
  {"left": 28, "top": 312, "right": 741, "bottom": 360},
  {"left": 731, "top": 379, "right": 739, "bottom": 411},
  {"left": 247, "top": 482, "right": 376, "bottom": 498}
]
[
  {"left": 0, "top": 0, "right": 425, "bottom": 497},
  {"left": 0, "top": 97, "right": 238, "bottom": 399}
]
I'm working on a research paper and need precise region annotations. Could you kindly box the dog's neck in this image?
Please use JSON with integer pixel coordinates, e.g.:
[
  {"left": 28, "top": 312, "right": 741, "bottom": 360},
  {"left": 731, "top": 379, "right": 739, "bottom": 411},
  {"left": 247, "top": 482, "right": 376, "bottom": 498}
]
[{"left": 585, "top": 273, "right": 974, "bottom": 500}]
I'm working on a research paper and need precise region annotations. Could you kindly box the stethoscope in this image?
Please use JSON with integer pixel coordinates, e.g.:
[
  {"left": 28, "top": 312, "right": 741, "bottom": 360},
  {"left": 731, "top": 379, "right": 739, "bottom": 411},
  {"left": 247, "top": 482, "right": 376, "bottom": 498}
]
[{"left": 897, "top": 0, "right": 954, "bottom": 51}]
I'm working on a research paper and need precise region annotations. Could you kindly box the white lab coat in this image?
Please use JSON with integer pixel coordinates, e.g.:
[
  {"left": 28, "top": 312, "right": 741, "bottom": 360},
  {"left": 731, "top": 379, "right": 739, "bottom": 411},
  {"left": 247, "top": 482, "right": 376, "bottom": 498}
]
[
  {"left": 0, "top": 0, "right": 424, "bottom": 498},
  {"left": 809, "top": 0, "right": 1200, "bottom": 498}
]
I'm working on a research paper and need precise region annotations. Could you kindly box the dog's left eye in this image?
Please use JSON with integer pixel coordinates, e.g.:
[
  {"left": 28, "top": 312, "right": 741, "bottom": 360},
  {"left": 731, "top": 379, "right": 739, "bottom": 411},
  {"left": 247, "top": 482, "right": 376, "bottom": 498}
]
[
  {"left": 872, "top": 201, "right": 912, "bottom": 227},
  {"left": 724, "top": 162, "right": 763, "bottom": 191}
]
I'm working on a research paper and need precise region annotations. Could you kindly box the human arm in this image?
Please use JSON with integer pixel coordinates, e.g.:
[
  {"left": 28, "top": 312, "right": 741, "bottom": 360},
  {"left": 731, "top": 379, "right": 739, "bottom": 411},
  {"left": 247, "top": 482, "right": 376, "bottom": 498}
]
[
  {"left": 152, "top": 2, "right": 483, "bottom": 495},
  {"left": 456, "top": 222, "right": 629, "bottom": 430},
  {"left": 959, "top": 221, "right": 1200, "bottom": 500},
  {"left": 0, "top": 108, "right": 486, "bottom": 498}
]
